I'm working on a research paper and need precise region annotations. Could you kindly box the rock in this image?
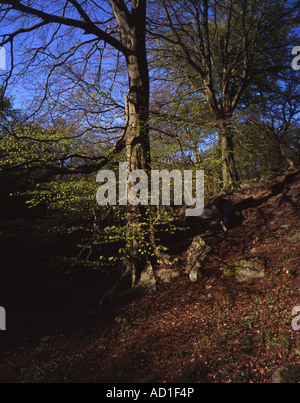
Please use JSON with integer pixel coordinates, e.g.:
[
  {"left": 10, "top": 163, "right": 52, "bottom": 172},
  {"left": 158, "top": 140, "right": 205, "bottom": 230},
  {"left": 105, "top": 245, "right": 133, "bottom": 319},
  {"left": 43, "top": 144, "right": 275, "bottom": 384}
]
[
  {"left": 272, "top": 364, "right": 300, "bottom": 383},
  {"left": 134, "top": 262, "right": 157, "bottom": 294},
  {"left": 279, "top": 231, "right": 300, "bottom": 260},
  {"left": 269, "top": 219, "right": 281, "bottom": 227},
  {"left": 189, "top": 268, "right": 201, "bottom": 282},
  {"left": 186, "top": 235, "right": 211, "bottom": 276},
  {"left": 224, "top": 257, "right": 266, "bottom": 282},
  {"left": 279, "top": 243, "right": 300, "bottom": 260},
  {"left": 287, "top": 230, "right": 300, "bottom": 244},
  {"left": 99, "top": 260, "right": 157, "bottom": 307},
  {"left": 253, "top": 236, "right": 260, "bottom": 245},
  {"left": 157, "top": 268, "right": 180, "bottom": 283},
  {"left": 201, "top": 293, "right": 213, "bottom": 301}
]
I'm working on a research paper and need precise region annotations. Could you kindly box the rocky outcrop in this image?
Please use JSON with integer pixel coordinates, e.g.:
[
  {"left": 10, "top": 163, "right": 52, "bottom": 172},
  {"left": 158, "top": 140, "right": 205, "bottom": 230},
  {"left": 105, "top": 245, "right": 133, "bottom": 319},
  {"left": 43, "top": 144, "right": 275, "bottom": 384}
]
[
  {"left": 134, "top": 262, "right": 157, "bottom": 294},
  {"left": 279, "top": 229, "right": 300, "bottom": 261},
  {"left": 157, "top": 268, "right": 181, "bottom": 283},
  {"left": 186, "top": 235, "right": 211, "bottom": 281},
  {"left": 272, "top": 364, "right": 300, "bottom": 383},
  {"left": 224, "top": 257, "right": 266, "bottom": 282}
]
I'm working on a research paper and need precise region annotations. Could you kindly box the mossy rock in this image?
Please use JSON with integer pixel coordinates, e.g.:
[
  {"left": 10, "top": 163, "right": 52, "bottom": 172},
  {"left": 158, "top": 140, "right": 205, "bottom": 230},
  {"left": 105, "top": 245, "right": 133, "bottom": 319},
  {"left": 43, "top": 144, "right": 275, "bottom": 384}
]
[
  {"left": 279, "top": 230, "right": 300, "bottom": 260},
  {"left": 224, "top": 257, "right": 266, "bottom": 282},
  {"left": 279, "top": 242, "right": 300, "bottom": 260},
  {"left": 272, "top": 364, "right": 300, "bottom": 383},
  {"left": 189, "top": 268, "right": 201, "bottom": 282},
  {"left": 157, "top": 268, "right": 180, "bottom": 283},
  {"left": 287, "top": 229, "right": 300, "bottom": 244},
  {"left": 186, "top": 235, "right": 211, "bottom": 273}
]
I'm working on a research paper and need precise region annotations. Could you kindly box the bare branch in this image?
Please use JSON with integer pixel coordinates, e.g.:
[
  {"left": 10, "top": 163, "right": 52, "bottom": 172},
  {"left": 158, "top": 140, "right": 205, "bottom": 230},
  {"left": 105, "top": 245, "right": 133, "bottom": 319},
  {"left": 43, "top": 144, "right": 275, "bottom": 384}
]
[{"left": 0, "top": 0, "right": 131, "bottom": 55}]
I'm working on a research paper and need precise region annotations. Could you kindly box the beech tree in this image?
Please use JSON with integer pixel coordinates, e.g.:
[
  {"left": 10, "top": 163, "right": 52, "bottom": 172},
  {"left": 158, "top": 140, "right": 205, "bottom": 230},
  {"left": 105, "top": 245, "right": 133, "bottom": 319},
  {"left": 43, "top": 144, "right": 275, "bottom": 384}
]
[
  {"left": 248, "top": 70, "right": 300, "bottom": 171},
  {"left": 0, "top": 0, "right": 156, "bottom": 296},
  {"left": 152, "top": 0, "right": 300, "bottom": 188}
]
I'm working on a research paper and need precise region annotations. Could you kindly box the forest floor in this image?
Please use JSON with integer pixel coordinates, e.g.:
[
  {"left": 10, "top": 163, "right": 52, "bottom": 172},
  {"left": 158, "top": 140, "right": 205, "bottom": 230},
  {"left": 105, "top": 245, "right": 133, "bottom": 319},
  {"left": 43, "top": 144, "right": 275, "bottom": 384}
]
[{"left": 0, "top": 171, "right": 299, "bottom": 383}]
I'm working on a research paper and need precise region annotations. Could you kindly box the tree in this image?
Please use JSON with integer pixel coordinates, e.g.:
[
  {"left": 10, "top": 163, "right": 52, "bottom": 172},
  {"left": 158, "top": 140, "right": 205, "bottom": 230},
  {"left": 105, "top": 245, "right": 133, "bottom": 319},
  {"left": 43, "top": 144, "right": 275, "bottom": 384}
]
[
  {"left": 228, "top": 63, "right": 300, "bottom": 177},
  {"left": 248, "top": 72, "right": 300, "bottom": 171},
  {"left": 150, "top": 81, "right": 216, "bottom": 166},
  {"left": 152, "top": 0, "right": 300, "bottom": 188},
  {"left": 0, "top": 0, "right": 156, "bottom": 296}
]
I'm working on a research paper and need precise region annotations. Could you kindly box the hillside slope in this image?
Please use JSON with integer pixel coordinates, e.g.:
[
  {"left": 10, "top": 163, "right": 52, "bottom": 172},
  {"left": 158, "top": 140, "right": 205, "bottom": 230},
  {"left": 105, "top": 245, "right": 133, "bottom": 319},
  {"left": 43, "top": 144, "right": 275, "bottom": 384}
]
[{"left": 0, "top": 171, "right": 299, "bottom": 383}]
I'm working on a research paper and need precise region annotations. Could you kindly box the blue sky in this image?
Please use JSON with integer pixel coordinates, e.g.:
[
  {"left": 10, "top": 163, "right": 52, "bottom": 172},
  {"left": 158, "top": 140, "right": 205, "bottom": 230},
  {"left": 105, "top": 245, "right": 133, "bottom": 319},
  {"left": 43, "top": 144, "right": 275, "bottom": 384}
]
[{"left": 0, "top": 1, "right": 299, "bottom": 117}]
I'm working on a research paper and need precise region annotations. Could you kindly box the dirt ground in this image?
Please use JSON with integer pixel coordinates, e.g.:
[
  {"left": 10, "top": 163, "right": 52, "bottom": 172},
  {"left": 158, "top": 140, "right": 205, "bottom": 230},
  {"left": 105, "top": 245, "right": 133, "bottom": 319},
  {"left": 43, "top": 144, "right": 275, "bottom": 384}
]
[{"left": 0, "top": 171, "right": 299, "bottom": 383}]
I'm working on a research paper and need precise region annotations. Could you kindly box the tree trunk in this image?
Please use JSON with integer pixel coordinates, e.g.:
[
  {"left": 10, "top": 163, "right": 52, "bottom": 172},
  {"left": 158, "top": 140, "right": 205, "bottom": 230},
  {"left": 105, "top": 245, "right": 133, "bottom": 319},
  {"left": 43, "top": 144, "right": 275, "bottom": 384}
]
[
  {"left": 125, "top": 58, "right": 151, "bottom": 286},
  {"left": 122, "top": 14, "right": 156, "bottom": 293},
  {"left": 98, "top": 1, "right": 157, "bottom": 306},
  {"left": 192, "top": 142, "right": 201, "bottom": 167},
  {"left": 279, "top": 143, "right": 295, "bottom": 170},
  {"left": 218, "top": 122, "right": 239, "bottom": 189},
  {"left": 203, "top": 82, "right": 239, "bottom": 190}
]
